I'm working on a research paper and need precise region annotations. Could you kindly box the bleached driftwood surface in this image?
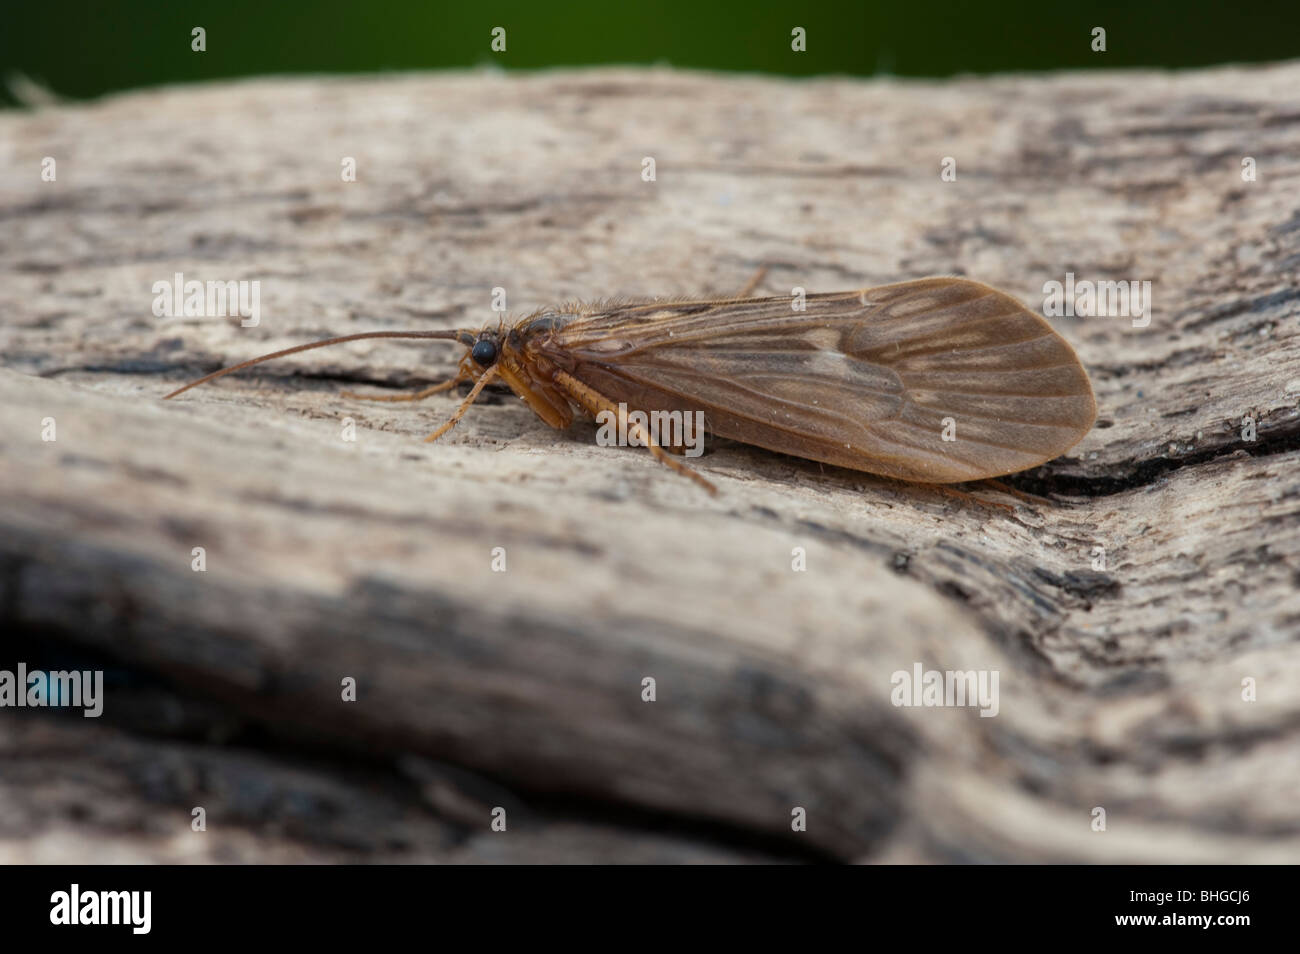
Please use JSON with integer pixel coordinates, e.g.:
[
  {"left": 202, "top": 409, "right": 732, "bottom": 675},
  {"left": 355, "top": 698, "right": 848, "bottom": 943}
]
[{"left": 2, "top": 64, "right": 1299, "bottom": 863}]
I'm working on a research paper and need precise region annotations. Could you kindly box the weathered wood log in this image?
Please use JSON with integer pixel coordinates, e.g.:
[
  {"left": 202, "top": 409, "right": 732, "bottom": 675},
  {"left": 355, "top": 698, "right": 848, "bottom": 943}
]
[{"left": 2, "top": 64, "right": 1299, "bottom": 863}]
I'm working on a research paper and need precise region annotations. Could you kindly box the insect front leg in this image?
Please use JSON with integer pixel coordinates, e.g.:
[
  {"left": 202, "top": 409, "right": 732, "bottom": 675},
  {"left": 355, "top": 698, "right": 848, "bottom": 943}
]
[
  {"left": 341, "top": 377, "right": 465, "bottom": 402},
  {"left": 550, "top": 370, "right": 718, "bottom": 495},
  {"left": 341, "top": 354, "right": 476, "bottom": 403},
  {"left": 421, "top": 365, "right": 499, "bottom": 444}
]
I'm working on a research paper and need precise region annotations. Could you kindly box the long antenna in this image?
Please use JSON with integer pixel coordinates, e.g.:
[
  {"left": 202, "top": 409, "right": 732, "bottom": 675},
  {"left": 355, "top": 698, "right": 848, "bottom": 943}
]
[{"left": 162, "top": 330, "right": 470, "bottom": 400}]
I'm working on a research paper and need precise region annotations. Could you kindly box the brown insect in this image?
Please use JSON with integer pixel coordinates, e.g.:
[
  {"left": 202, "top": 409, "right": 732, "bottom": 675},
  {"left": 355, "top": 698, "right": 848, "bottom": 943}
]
[{"left": 164, "top": 277, "right": 1096, "bottom": 495}]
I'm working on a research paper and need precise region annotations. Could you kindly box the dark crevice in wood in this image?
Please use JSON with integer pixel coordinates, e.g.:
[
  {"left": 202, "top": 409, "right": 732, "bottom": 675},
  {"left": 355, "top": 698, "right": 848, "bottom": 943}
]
[
  {"left": 1006, "top": 422, "right": 1300, "bottom": 498},
  {"left": 3, "top": 625, "right": 832, "bottom": 863}
]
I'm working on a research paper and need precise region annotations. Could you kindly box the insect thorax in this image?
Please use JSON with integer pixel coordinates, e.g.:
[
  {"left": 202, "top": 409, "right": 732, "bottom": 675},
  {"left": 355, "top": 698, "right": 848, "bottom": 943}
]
[{"left": 511, "top": 311, "right": 578, "bottom": 338}]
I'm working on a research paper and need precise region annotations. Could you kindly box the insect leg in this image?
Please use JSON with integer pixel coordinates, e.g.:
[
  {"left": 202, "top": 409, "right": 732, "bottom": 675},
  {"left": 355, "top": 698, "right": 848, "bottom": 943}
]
[
  {"left": 550, "top": 370, "right": 718, "bottom": 495},
  {"left": 927, "top": 483, "right": 1016, "bottom": 513},
  {"left": 979, "top": 479, "right": 1053, "bottom": 506},
  {"left": 422, "top": 366, "right": 499, "bottom": 443},
  {"left": 343, "top": 353, "right": 476, "bottom": 403},
  {"left": 341, "top": 376, "right": 466, "bottom": 403},
  {"left": 733, "top": 264, "right": 769, "bottom": 298}
]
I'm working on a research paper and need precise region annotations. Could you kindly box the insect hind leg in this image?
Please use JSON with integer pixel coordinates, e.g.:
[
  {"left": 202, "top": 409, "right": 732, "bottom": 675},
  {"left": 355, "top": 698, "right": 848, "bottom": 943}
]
[{"left": 733, "top": 264, "right": 769, "bottom": 299}]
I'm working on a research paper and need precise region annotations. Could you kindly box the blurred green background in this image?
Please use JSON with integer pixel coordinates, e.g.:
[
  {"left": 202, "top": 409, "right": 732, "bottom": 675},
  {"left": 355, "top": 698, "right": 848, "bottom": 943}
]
[{"left": 2, "top": 0, "right": 1297, "bottom": 107}]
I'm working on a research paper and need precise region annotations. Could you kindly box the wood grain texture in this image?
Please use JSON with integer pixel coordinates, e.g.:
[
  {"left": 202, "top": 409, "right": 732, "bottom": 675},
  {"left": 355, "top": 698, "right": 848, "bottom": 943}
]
[{"left": 1, "top": 64, "right": 1299, "bottom": 863}]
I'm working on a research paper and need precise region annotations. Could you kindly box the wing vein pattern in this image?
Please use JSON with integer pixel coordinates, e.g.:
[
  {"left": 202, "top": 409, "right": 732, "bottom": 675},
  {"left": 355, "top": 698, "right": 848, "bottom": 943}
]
[{"left": 538, "top": 278, "right": 1097, "bottom": 482}]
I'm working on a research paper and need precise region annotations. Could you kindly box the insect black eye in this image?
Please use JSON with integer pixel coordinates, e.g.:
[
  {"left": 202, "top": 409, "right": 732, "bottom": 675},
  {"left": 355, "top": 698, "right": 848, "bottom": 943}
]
[{"left": 471, "top": 339, "right": 498, "bottom": 366}]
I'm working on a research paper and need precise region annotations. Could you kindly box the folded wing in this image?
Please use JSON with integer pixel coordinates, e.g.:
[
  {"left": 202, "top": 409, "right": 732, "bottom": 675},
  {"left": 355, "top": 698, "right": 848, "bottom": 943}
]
[{"left": 541, "top": 278, "right": 1096, "bottom": 482}]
